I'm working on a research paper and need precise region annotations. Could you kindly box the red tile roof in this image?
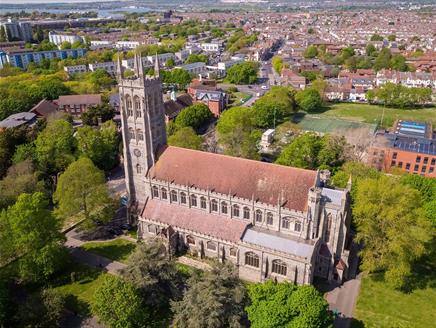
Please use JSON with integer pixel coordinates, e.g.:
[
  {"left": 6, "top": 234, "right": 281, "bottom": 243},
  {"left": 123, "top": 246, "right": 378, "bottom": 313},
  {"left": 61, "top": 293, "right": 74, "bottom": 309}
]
[
  {"left": 142, "top": 198, "right": 249, "bottom": 243},
  {"left": 148, "top": 146, "right": 318, "bottom": 211}
]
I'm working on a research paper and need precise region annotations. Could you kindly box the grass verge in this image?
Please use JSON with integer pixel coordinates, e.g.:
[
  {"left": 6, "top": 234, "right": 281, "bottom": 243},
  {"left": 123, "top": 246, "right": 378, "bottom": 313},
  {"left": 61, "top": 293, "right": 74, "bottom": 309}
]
[{"left": 80, "top": 239, "right": 136, "bottom": 263}]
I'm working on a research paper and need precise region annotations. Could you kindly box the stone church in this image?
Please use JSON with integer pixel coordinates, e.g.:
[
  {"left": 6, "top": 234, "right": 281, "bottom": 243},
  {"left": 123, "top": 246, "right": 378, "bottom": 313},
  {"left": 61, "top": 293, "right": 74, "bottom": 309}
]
[{"left": 117, "top": 54, "right": 352, "bottom": 284}]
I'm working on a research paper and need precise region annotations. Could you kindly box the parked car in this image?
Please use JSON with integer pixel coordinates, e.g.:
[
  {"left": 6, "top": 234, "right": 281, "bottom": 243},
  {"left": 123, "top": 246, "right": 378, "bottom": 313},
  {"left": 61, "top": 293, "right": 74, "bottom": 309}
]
[{"left": 120, "top": 223, "right": 133, "bottom": 231}]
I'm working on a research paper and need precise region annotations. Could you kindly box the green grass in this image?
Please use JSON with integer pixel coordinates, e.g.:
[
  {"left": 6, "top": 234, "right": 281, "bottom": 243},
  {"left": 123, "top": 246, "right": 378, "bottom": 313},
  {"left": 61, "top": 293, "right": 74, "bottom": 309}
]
[
  {"left": 353, "top": 271, "right": 436, "bottom": 327},
  {"left": 51, "top": 261, "right": 108, "bottom": 316},
  {"left": 320, "top": 103, "right": 436, "bottom": 128},
  {"left": 81, "top": 239, "right": 136, "bottom": 263}
]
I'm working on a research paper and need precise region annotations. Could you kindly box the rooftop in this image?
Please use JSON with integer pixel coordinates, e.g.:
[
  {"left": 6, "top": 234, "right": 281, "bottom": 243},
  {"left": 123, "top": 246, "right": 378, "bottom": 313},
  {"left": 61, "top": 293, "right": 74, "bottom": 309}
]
[
  {"left": 0, "top": 112, "right": 37, "bottom": 129},
  {"left": 148, "top": 146, "right": 318, "bottom": 212}
]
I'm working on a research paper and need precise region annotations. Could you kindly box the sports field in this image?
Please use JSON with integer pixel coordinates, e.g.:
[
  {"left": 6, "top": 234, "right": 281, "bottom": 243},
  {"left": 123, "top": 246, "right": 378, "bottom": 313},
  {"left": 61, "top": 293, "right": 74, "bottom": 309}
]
[{"left": 295, "top": 114, "right": 377, "bottom": 135}]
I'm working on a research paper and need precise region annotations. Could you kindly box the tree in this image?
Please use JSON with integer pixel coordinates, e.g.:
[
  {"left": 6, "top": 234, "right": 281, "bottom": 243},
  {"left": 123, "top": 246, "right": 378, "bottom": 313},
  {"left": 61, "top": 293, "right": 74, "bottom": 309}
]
[
  {"left": 353, "top": 176, "right": 432, "bottom": 289},
  {"left": 185, "top": 53, "right": 208, "bottom": 64},
  {"left": 388, "top": 34, "right": 396, "bottom": 41},
  {"left": 0, "top": 192, "right": 66, "bottom": 282},
  {"left": 225, "top": 62, "right": 259, "bottom": 85},
  {"left": 0, "top": 160, "right": 43, "bottom": 209},
  {"left": 0, "top": 27, "right": 7, "bottom": 42},
  {"left": 93, "top": 275, "right": 149, "bottom": 328},
  {"left": 252, "top": 86, "right": 296, "bottom": 128},
  {"left": 370, "top": 33, "right": 384, "bottom": 41},
  {"left": 81, "top": 103, "right": 115, "bottom": 126},
  {"left": 365, "top": 43, "right": 377, "bottom": 56},
  {"left": 295, "top": 88, "right": 323, "bottom": 112},
  {"left": 35, "top": 119, "right": 76, "bottom": 175},
  {"left": 175, "top": 103, "right": 212, "bottom": 131},
  {"left": 390, "top": 54, "right": 408, "bottom": 71},
  {"left": 60, "top": 41, "right": 72, "bottom": 49},
  {"left": 216, "top": 106, "right": 260, "bottom": 160},
  {"left": 16, "top": 288, "right": 67, "bottom": 328},
  {"left": 331, "top": 162, "right": 380, "bottom": 189},
  {"left": 373, "top": 48, "right": 392, "bottom": 71},
  {"left": 0, "top": 125, "right": 29, "bottom": 178},
  {"left": 246, "top": 281, "right": 333, "bottom": 328},
  {"left": 172, "top": 264, "right": 247, "bottom": 328},
  {"left": 76, "top": 121, "right": 119, "bottom": 171},
  {"left": 276, "top": 133, "right": 322, "bottom": 169},
  {"left": 168, "top": 126, "right": 203, "bottom": 150},
  {"left": 89, "top": 69, "right": 116, "bottom": 91},
  {"left": 53, "top": 157, "right": 114, "bottom": 231},
  {"left": 162, "top": 69, "right": 192, "bottom": 89},
  {"left": 304, "top": 45, "right": 318, "bottom": 59},
  {"left": 165, "top": 57, "right": 176, "bottom": 68},
  {"left": 272, "top": 56, "right": 284, "bottom": 74},
  {"left": 121, "top": 240, "right": 181, "bottom": 307}
]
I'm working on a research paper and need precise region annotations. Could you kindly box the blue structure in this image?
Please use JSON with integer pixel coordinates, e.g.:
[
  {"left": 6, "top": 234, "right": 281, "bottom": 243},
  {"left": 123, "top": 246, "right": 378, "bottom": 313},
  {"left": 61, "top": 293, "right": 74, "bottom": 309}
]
[{"left": 0, "top": 48, "right": 87, "bottom": 69}]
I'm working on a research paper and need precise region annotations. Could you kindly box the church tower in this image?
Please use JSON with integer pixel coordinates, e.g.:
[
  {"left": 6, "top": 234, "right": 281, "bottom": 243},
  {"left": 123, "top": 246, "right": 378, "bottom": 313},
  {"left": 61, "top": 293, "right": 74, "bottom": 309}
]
[{"left": 117, "top": 53, "right": 167, "bottom": 212}]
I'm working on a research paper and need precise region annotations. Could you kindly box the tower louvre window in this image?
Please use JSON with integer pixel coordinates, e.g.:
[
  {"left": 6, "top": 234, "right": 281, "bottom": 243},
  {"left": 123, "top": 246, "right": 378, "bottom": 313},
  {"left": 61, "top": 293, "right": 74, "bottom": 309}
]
[
  {"left": 137, "top": 129, "right": 144, "bottom": 141},
  {"left": 128, "top": 128, "right": 135, "bottom": 140}
]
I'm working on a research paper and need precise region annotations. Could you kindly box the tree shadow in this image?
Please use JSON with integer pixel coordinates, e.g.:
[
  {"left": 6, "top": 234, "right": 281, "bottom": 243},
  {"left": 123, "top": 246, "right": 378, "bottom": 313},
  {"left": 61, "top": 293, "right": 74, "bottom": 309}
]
[
  {"left": 403, "top": 251, "right": 436, "bottom": 293},
  {"left": 64, "top": 294, "right": 91, "bottom": 317},
  {"left": 349, "top": 318, "right": 365, "bottom": 328}
]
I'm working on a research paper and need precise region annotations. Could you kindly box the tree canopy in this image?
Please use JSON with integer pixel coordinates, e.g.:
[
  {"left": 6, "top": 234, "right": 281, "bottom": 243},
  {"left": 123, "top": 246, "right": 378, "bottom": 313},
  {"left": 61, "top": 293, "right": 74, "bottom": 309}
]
[
  {"left": 53, "top": 157, "right": 114, "bottom": 230},
  {"left": 295, "top": 88, "right": 323, "bottom": 112},
  {"left": 225, "top": 62, "right": 259, "bottom": 85},
  {"left": 367, "top": 82, "right": 431, "bottom": 108},
  {"left": 93, "top": 274, "right": 149, "bottom": 328},
  {"left": 246, "top": 281, "right": 333, "bottom": 328},
  {"left": 353, "top": 176, "right": 432, "bottom": 289},
  {"left": 172, "top": 264, "right": 247, "bottom": 328},
  {"left": 175, "top": 103, "right": 212, "bottom": 131},
  {"left": 168, "top": 126, "right": 203, "bottom": 150}
]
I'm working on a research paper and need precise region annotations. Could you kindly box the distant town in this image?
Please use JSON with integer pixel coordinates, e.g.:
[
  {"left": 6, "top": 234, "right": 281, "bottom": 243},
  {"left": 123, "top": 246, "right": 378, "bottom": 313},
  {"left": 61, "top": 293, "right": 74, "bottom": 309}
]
[{"left": 0, "top": 2, "right": 435, "bottom": 328}]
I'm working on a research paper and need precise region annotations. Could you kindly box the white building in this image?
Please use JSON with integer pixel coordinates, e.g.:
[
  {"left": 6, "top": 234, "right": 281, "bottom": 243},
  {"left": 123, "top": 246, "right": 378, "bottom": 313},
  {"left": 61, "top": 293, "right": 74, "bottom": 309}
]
[
  {"left": 48, "top": 31, "right": 85, "bottom": 46},
  {"left": 89, "top": 61, "right": 117, "bottom": 76},
  {"left": 0, "top": 19, "right": 32, "bottom": 42},
  {"left": 115, "top": 41, "right": 142, "bottom": 50},
  {"left": 175, "top": 62, "right": 206, "bottom": 75},
  {"left": 64, "top": 64, "right": 87, "bottom": 76},
  {"left": 200, "top": 42, "right": 222, "bottom": 53},
  {"left": 90, "top": 40, "right": 113, "bottom": 50}
]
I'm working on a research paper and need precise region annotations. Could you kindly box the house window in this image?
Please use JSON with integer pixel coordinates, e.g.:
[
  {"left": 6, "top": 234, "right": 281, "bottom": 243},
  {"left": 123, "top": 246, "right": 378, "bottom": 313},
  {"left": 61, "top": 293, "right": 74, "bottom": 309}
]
[
  {"left": 416, "top": 156, "right": 421, "bottom": 163},
  {"left": 429, "top": 167, "right": 434, "bottom": 173},
  {"left": 161, "top": 188, "right": 168, "bottom": 200},
  {"left": 414, "top": 164, "right": 419, "bottom": 172},
  {"left": 148, "top": 224, "right": 156, "bottom": 234},
  {"left": 171, "top": 190, "right": 178, "bottom": 202},
  {"left": 206, "top": 241, "right": 217, "bottom": 251},
  {"left": 128, "top": 128, "right": 135, "bottom": 139},
  {"left": 294, "top": 221, "right": 302, "bottom": 232},
  {"left": 221, "top": 202, "right": 228, "bottom": 214},
  {"left": 232, "top": 205, "right": 240, "bottom": 217},
  {"left": 398, "top": 162, "right": 403, "bottom": 168},
  {"left": 136, "top": 164, "right": 142, "bottom": 174},
  {"left": 190, "top": 194, "right": 197, "bottom": 207},
  {"left": 243, "top": 207, "right": 250, "bottom": 220},
  {"left": 186, "top": 235, "right": 195, "bottom": 245},
  {"left": 230, "top": 248, "right": 237, "bottom": 257},
  {"left": 431, "top": 158, "right": 435, "bottom": 166},
  {"left": 211, "top": 199, "right": 218, "bottom": 212},
  {"left": 423, "top": 157, "right": 429, "bottom": 165},
  {"left": 281, "top": 217, "right": 290, "bottom": 229},
  {"left": 152, "top": 186, "right": 159, "bottom": 198},
  {"left": 137, "top": 129, "right": 144, "bottom": 141},
  {"left": 255, "top": 210, "right": 263, "bottom": 222},
  {"left": 200, "top": 197, "right": 207, "bottom": 209},
  {"left": 180, "top": 192, "right": 187, "bottom": 204},
  {"left": 421, "top": 166, "right": 427, "bottom": 173},
  {"left": 267, "top": 212, "right": 273, "bottom": 225},
  {"left": 325, "top": 214, "right": 332, "bottom": 242},
  {"left": 392, "top": 152, "right": 397, "bottom": 160},
  {"left": 245, "top": 252, "right": 260, "bottom": 268},
  {"left": 272, "top": 260, "right": 287, "bottom": 276},
  {"left": 391, "top": 160, "right": 396, "bottom": 166},
  {"left": 406, "top": 163, "right": 411, "bottom": 170}
]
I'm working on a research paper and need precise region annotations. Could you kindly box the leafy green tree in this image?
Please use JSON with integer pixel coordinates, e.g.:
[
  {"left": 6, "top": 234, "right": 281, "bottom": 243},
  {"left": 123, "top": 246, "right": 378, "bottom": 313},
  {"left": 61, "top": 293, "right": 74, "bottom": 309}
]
[
  {"left": 93, "top": 275, "right": 149, "bottom": 328},
  {"left": 60, "top": 41, "right": 72, "bottom": 49},
  {"left": 225, "top": 62, "right": 259, "bottom": 85},
  {"left": 162, "top": 69, "right": 192, "bottom": 89},
  {"left": 252, "top": 86, "right": 296, "bottom": 128},
  {"left": 0, "top": 160, "right": 43, "bottom": 209},
  {"left": 373, "top": 48, "right": 392, "bottom": 71},
  {"left": 121, "top": 239, "right": 181, "bottom": 306},
  {"left": 16, "top": 288, "right": 67, "bottom": 328},
  {"left": 272, "top": 56, "right": 285, "bottom": 74},
  {"left": 165, "top": 57, "right": 176, "bottom": 68},
  {"left": 172, "top": 264, "right": 247, "bottom": 328},
  {"left": 12, "top": 142, "right": 36, "bottom": 165},
  {"left": 0, "top": 27, "right": 7, "bottom": 42},
  {"left": 35, "top": 119, "right": 76, "bottom": 175},
  {"left": 246, "top": 281, "right": 333, "bottom": 328},
  {"left": 76, "top": 121, "right": 119, "bottom": 171},
  {"left": 175, "top": 103, "right": 212, "bottom": 130},
  {"left": 388, "top": 34, "right": 396, "bottom": 41},
  {"left": 276, "top": 133, "right": 322, "bottom": 169},
  {"left": 370, "top": 33, "right": 384, "bottom": 41},
  {"left": 168, "top": 126, "right": 203, "bottom": 150},
  {"left": 369, "top": 82, "right": 431, "bottom": 108},
  {"left": 353, "top": 176, "right": 432, "bottom": 289},
  {"left": 331, "top": 161, "right": 380, "bottom": 189},
  {"left": 295, "top": 88, "right": 323, "bottom": 112},
  {"left": 71, "top": 40, "right": 84, "bottom": 49},
  {"left": 390, "top": 54, "right": 408, "bottom": 71},
  {"left": 185, "top": 53, "right": 208, "bottom": 64},
  {"left": 89, "top": 69, "right": 116, "bottom": 91},
  {"left": 365, "top": 43, "right": 377, "bottom": 56},
  {"left": 0, "top": 192, "right": 66, "bottom": 282},
  {"left": 81, "top": 103, "right": 115, "bottom": 126},
  {"left": 216, "top": 106, "right": 260, "bottom": 159},
  {"left": 304, "top": 45, "right": 318, "bottom": 59},
  {"left": 0, "top": 125, "right": 29, "bottom": 178},
  {"left": 317, "top": 135, "right": 349, "bottom": 171},
  {"left": 53, "top": 157, "right": 114, "bottom": 231}
]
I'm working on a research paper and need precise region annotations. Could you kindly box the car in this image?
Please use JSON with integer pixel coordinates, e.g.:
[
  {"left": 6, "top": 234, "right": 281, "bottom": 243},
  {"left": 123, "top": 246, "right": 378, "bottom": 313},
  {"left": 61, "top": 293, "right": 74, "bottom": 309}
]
[
  {"left": 248, "top": 85, "right": 253, "bottom": 89},
  {"left": 261, "top": 85, "right": 269, "bottom": 90},
  {"left": 120, "top": 223, "right": 133, "bottom": 231},
  {"left": 108, "top": 227, "right": 123, "bottom": 236}
]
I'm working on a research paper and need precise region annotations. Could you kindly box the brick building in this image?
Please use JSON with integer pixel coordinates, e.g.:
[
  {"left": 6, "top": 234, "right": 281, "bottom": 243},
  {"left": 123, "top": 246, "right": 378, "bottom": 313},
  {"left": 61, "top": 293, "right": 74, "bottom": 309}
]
[
  {"left": 56, "top": 94, "right": 102, "bottom": 116},
  {"left": 368, "top": 121, "right": 436, "bottom": 178},
  {"left": 187, "top": 78, "right": 227, "bottom": 117}
]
